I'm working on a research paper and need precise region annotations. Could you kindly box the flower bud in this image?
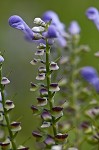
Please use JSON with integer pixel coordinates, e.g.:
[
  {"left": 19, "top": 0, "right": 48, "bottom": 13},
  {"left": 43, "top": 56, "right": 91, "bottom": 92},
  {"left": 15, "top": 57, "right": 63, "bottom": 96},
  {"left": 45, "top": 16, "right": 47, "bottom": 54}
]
[
  {"left": 49, "top": 83, "right": 60, "bottom": 92},
  {"left": 68, "top": 21, "right": 80, "bottom": 35},
  {"left": 1, "top": 77, "right": 10, "bottom": 85},
  {"left": 5, "top": 100, "right": 15, "bottom": 111},
  {"left": 30, "top": 82, "right": 38, "bottom": 91},
  {"left": 37, "top": 97, "right": 47, "bottom": 106},
  {"left": 10, "top": 121, "right": 21, "bottom": 132},
  {"left": 38, "top": 67, "right": 46, "bottom": 73},
  {"left": 35, "top": 50, "right": 44, "bottom": 56},
  {"left": 33, "top": 33, "right": 43, "bottom": 40},
  {"left": 41, "top": 110, "right": 52, "bottom": 121},
  {"left": 37, "top": 43, "right": 46, "bottom": 49},
  {"left": 32, "top": 130, "right": 42, "bottom": 138},
  {"left": 44, "top": 135, "right": 55, "bottom": 146},
  {"left": 52, "top": 106, "right": 63, "bottom": 117},
  {"left": 32, "top": 26, "right": 45, "bottom": 33},
  {"left": 40, "top": 88, "right": 48, "bottom": 96},
  {"left": 34, "top": 18, "right": 46, "bottom": 27},
  {"left": 31, "top": 105, "right": 39, "bottom": 115},
  {"left": 0, "top": 139, "right": 10, "bottom": 149},
  {"left": 55, "top": 133, "right": 68, "bottom": 141},
  {"left": 30, "top": 58, "right": 38, "bottom": 65},
  {"left": 49, "top": 62, "right": 59, "bottom": 71},
  {"left": 36, "top": 73, "right": 45, "bottom": 80},
  {"left": 41, "top": 121, "right": 50, "bottom": 128}
]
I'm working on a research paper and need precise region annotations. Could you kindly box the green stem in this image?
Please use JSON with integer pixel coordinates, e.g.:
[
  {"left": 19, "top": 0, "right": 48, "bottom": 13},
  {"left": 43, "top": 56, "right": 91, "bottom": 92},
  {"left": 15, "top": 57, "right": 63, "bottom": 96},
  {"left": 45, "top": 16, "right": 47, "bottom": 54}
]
[
  {"left": 0, "top": 65, "right": 17, "bottom": 150},
  {"left": 46, "top": 39, "right": 57, "bottom": 137}
]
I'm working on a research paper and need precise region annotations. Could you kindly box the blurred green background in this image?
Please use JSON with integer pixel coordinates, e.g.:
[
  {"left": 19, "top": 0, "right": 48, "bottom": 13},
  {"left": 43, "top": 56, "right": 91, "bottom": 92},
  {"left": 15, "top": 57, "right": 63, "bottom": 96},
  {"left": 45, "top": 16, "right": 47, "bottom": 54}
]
[{"left": 0, "top": 0, "right": 99, "bottom": 149}]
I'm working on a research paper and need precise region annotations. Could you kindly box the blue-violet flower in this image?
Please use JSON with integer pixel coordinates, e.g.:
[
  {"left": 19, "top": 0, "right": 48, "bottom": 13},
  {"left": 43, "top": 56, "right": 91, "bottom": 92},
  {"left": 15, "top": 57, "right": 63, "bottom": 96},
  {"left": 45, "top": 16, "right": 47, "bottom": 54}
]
[{"left": 86, "top": 7, "right": 99, "bottom": 30}]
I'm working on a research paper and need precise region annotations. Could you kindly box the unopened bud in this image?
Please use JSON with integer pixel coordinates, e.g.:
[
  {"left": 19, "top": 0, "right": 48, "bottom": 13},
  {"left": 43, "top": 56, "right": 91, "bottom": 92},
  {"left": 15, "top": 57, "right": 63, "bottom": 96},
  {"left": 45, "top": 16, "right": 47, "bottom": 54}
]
[
  {"left": 37, "top": 43, "right": 46, "bottom": 49},
  {"left": 41, "top": 121, "right": 50, "bottom": 128},
  {"left": 55, "top": 133, "right": 68, "bottom": 141},
  {"left": 34, "top": 18, "right": 46, "bottom": 27},
  {"left": 32, "top": 26, "right": 45, "bottom": 33},
  {"left": 10, "top": 121, "right": 21, "bottom": 132},
  {"left": 38, "top": 67, "right": 46, "bottom": 73},
  {"left": 49, "top": 83, "right": 60, "bottom": 92},
  {"left": 44, "top": 135, "right": 55, "bottom": 146},
  {"left": 40, "top": 88, "right": 48, "bottom": 96},
  {"left": 33, "top": 33, "right": 43, "bottom": 40},
  {"left": 36, "top": 73, "right": 45, "bottom": 80},
  {"left": 5, "top": 100, "right": 15, "bottom": 111},
  {"left": 37, "top": 97, "right": 47, "bottom": 106},
  {"left": 50, "top": 62, "right": 59, "bottom": 71},
  {"left": 30, "top": 83, "right": 38, "bottom": 91},
  {"left": 35, "top": 50, "right": 44, "bottom": 56},
  {"left": 52, "top": 106, "right": 63, "bottom": 117},
  {"left": 32, "top": 130, "right": 42, "bottom": 138},
  {"left": 31, "top": 105, "right": 39, "bottom": 115},
  {"left": 1, "top": 77, "right": 10, "bottom": 85},
  {"left": 41, "top": 110, "right": 52, "bottom": 121},
  {"left": 0, "top": 139, "right": 10, "bottom": 149}
]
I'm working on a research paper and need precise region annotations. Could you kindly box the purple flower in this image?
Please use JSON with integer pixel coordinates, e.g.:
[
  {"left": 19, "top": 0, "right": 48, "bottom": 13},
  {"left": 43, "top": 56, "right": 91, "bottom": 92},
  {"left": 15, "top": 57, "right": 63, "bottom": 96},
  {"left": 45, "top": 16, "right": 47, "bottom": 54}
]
[
  {"left": 80, "top": 66, "right": 98, "bottom": 83},
  {"left": 86, "top": 7, "right": 99, "bottom": 30},
  {"left": 43, "top": 25, "right": 59, "bottom": 38},
  {"left": 8, "top": 15, "right": 34, "bottom": 40},
  {"left": 42, "top": 10, "right": 66, "bottom": 47},
  {"left": 68, "top": 21, "right": 80, "bottom": 35},
  {"left": 80, "top": 66, "right": 99, "bottom": 92}
]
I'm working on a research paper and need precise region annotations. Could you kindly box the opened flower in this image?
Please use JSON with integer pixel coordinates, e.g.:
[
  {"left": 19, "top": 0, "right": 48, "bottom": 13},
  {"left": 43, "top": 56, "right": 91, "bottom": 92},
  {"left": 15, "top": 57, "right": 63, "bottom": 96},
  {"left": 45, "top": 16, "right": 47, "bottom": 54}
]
[
  {"left": 80, "top": 66, "right": 99, "bottom": 92},
  {"left": 8, "top": 15, "right": 34, "bottom": 40},
  {"left": 86, "top": 7, "right": 99, "bottom": 30},
  {"left": 42, "top": 10, "right": 66, "bottom": 47}
]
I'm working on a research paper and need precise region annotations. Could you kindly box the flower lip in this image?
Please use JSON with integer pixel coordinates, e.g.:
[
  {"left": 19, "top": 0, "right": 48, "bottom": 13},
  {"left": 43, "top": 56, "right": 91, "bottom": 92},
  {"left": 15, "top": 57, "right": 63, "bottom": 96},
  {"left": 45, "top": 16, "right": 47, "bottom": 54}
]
[
  {"left": 8, "top": 15, "right": 34, "bottom": 40},
  {"left": 8, "top": 15, "right": 26, "bottom": 30}
]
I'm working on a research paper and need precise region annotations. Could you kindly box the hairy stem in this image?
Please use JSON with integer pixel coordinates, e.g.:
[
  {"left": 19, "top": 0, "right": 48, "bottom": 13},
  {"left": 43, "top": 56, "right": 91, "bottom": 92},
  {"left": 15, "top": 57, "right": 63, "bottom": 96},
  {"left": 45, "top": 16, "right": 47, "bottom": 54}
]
[
  {"left": 46, "top": 39, "right": 57, "bottom": 137},
  {"left": 0, "top": 64, "right": 17, "bottom": 150}
]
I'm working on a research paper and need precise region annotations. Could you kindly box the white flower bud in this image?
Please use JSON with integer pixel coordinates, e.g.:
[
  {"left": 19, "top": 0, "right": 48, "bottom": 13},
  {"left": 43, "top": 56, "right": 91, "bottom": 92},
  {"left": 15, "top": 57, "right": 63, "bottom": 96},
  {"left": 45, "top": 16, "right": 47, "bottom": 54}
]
[
  {"left": 34, "top": 18, "right": 46, "bottom": 27},
  {"left": 32, "top": 26, "right": 45, "bottom": 33}
]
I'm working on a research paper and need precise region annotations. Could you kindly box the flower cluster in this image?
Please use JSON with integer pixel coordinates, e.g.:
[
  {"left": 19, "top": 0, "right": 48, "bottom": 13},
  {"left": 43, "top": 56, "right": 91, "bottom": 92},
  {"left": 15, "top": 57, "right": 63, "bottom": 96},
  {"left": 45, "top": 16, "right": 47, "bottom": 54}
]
[
  {"left": 7, "top": 7, "right": 99, "bottom": 150},
  {"left": 0, "top": 54, "right": 29, "bottom": 149}
]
